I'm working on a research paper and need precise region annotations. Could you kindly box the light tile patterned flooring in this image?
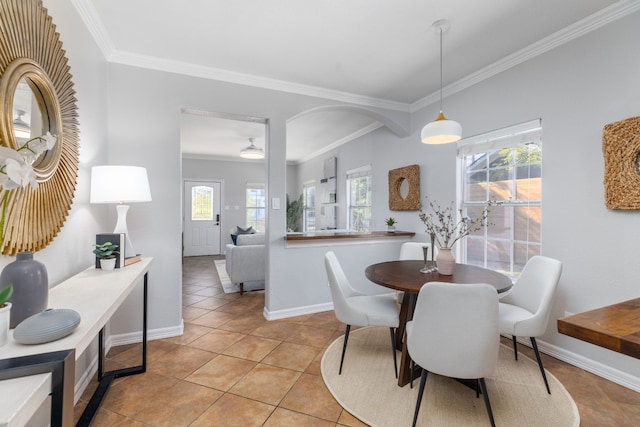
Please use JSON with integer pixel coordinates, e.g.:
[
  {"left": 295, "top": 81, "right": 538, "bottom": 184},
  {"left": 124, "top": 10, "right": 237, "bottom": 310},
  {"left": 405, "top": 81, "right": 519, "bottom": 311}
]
[{"left": 73, "top": 255, "right": 640, "bottom": 426}]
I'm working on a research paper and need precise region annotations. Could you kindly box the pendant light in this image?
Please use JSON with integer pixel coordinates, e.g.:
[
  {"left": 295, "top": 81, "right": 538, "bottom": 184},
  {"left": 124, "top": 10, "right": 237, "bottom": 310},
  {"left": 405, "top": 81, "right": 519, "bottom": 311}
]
[
  {"left": 421, "top": 19, "right": 462, "bottom": 144},
  {"left": 240, "top": 137, "right": 265, "bottom": 159}
]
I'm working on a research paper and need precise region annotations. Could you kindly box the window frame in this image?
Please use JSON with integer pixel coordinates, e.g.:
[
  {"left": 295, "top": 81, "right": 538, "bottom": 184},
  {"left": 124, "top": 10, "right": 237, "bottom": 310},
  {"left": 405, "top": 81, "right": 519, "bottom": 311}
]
[
  {"left": 346, "top": 165, "right": 372, "bottom": 232},
  {"left": 245, "top": 183, "right": 266, "bottom": 232},
  {"left": 457, "top": 119, "right": 542, "bottom": 278},
  {"left": 302, "top": 180, "right": 316, "bottom": 232}
]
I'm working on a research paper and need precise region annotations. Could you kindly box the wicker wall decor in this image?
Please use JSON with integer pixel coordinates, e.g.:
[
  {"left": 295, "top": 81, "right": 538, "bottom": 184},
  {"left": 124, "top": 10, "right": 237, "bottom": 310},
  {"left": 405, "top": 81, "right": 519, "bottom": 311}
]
[
  {"left": 0, "top": 0, "right": 79, "bottom": 255},
  {"left": 388, "top": 164, "right": 420, "bottom": 210},
  {"left": 603, "top": 116, "right": 640, "bottom": 210}
]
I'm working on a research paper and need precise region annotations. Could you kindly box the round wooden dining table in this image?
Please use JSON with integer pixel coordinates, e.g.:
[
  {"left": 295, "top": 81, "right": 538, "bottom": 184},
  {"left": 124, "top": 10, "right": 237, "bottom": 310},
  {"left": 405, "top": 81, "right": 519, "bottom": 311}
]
[{"left": 365, "top": 260, "right": 513, "bottom": 386}]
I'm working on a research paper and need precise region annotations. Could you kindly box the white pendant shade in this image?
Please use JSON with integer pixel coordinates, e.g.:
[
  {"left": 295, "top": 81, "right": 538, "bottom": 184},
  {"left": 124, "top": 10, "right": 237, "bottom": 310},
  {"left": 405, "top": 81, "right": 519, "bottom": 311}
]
[
  {"left": 421, "top": 19, "right": 462, "bottom": 145},
  {"left": 240, "top": 138, "right": 265, "bottom": 159},
  {"left": 421, "top": 111, "right": 462, "bottom": 144}
]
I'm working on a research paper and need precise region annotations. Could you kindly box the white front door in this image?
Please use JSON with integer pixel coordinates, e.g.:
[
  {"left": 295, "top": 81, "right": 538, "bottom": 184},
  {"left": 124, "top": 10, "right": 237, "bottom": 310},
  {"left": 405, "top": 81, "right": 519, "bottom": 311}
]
[{"left": 183, "top": 180, "right": 222, "bottom": 256}]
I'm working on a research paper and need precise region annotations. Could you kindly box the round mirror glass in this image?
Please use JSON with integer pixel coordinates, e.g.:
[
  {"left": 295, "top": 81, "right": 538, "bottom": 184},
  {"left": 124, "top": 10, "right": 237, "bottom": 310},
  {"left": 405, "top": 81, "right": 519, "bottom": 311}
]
[
  {"left": 13, "top": 78, "right": 44, "bottom": 144},
  {"left": 399, "top": 178, "right": 410, "bottom": 199}
]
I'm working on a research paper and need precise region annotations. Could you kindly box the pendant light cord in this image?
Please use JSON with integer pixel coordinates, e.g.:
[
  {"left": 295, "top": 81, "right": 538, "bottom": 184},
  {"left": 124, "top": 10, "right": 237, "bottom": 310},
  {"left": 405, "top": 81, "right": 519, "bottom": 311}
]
[{"left": 438, "top": 25, "right": 443, "bottom": 112}]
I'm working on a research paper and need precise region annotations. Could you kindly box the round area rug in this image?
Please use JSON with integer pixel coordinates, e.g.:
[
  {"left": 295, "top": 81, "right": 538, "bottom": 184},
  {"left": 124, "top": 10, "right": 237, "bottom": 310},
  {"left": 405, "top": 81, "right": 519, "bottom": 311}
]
[{"left": 321, "top": 327, "right": 579, "bottom": 427}]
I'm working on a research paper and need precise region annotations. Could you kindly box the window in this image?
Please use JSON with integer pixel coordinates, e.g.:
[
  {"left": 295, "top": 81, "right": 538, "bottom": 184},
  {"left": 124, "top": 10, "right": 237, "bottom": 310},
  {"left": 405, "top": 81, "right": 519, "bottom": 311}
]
[
  {"left": 246, "top": 183, "right": 266, "bottom": 232},
  {"left": 191, "top": 186, "right": 213, "bottom": 221},
  {"left": 303, "top": 181, "right": 316, "bottom": 231},
  {"left": 347, "top": 165, "right": 372, "bottom": 232},
  {"left": 457, "top": 120, "right": 542, "bottom": 277}
]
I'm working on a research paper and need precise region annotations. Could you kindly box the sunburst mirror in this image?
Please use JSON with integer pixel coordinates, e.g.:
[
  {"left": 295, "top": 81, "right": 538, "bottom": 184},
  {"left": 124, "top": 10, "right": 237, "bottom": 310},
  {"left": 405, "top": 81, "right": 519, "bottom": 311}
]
[{"left": 0, "top": 0, "right": 79, "bottom": 255}]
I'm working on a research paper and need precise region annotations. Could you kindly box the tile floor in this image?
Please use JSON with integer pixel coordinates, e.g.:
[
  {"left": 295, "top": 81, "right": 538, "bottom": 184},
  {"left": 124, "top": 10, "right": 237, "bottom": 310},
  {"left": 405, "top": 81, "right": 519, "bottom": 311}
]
[{"left": 73, "top": 255, "right": 640, "bottom": 426}]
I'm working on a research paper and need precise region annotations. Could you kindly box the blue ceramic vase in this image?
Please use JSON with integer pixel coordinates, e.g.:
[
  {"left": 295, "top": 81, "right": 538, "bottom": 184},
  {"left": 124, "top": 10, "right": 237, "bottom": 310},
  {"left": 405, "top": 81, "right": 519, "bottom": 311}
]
[{"left": 0, "top": 252, "right": 48, "bottom": 328}]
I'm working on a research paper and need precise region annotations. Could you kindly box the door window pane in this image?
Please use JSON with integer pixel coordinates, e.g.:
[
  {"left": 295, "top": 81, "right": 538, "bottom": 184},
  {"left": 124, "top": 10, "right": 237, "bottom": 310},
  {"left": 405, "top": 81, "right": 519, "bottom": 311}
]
[{"left": 191, "top": 186, "right": 213, "bottom": 221}]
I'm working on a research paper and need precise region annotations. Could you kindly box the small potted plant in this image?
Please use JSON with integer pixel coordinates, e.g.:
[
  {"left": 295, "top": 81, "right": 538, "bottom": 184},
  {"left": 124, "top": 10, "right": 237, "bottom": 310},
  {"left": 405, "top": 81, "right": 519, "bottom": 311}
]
[
  {"left": 385, "top": 217, "right": 397, "bottom": 232},
  {"left": 0, "top": 284, "right": 13, "bottom": 346},
  {"left": 93, "top": 242, "right": 119, "bottom": 270}
]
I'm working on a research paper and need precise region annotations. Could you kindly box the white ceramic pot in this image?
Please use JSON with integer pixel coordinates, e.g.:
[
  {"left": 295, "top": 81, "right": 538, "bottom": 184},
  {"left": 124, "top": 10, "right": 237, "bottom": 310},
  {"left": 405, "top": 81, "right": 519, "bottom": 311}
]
[
  {"left": 387, "top": 226, "right": 395, "bottom": 232},
  {"left": 100, "top": 258, "right": 116, "bottom": 271},
  {"left": 0, "top": 302, "right": 11, "bottom": 347},
  {"left": 436, "top": 247, "right": 455, "bottom": 275}
]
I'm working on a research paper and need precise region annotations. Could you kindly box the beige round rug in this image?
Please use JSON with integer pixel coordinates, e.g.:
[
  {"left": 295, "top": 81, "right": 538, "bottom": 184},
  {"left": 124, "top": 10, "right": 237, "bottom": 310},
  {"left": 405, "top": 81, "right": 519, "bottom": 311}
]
[{"left": 321, "top": 327, "right": 579, "bottom": 427}]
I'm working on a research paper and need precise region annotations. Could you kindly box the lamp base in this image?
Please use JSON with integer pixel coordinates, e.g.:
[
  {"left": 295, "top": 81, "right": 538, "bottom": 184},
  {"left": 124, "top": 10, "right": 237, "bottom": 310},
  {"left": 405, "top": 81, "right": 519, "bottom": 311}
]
[{"left": 114, "top": 204, "right": 137, "bottom": 257}]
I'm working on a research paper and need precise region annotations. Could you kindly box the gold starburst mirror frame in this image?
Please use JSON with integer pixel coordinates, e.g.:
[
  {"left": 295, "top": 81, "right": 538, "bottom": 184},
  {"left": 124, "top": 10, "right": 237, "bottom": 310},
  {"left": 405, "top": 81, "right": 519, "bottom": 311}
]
[{"left": 0, "top": 0, "right": 79, "bottom": 255}]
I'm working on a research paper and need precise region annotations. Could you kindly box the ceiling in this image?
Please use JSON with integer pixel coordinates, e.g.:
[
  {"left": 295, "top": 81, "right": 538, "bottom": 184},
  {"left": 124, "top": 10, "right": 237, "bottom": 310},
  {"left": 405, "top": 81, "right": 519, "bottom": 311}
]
[{"left": 79, "top": 0, "right": 628, "bottom": 162}]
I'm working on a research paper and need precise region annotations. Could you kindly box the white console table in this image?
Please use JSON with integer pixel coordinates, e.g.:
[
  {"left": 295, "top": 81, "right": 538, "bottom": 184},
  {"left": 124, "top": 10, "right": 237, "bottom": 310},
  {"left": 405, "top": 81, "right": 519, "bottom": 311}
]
[{"left": 0, "top": 257, "right": 152, "bottom": 427}]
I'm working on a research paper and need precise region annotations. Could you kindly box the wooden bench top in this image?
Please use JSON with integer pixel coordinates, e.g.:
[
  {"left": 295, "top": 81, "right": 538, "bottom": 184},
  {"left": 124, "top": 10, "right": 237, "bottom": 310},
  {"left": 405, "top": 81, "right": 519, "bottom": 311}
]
[{"left": 557, "top": 297, "right": 640, "bottom": 358}]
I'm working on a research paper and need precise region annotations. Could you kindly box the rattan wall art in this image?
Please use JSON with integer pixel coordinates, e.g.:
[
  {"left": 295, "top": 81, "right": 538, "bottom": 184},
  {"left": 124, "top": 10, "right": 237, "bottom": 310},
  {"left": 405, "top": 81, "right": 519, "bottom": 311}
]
[
  {"left": 0, "top": 0, "right": 79, "bottom": 255},
  {"left": 603, "top": 116, "right": 640, "bottom": 210},
  {"left": 388, "top": 164, "right": 420, "bottom": 210}
]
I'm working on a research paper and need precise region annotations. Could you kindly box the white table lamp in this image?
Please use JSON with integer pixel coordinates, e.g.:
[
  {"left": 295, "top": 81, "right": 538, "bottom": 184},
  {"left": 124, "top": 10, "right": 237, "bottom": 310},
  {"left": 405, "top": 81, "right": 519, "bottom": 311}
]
[{"left": 90, "top": 165, "right": 152, "bottom": 257}]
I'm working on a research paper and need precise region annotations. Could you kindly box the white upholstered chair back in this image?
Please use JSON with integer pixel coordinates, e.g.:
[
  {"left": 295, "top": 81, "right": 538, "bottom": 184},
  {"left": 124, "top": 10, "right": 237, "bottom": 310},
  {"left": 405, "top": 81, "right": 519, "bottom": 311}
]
[
  {"left": 407, "top": 282, "right": 499, "bottom": 380},
  {"left": 324, "top": 251, "right": 367, "bottom": 326},
  {"left": 500, "top": 255, "right": 562, "bottom": 337}
]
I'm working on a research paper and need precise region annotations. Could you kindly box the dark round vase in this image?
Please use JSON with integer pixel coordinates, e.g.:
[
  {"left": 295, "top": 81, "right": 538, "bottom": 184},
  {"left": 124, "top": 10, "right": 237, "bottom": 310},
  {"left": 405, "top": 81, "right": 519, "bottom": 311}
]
[{"left": 0, "top": 251, "right": 49, "bottom": 328}]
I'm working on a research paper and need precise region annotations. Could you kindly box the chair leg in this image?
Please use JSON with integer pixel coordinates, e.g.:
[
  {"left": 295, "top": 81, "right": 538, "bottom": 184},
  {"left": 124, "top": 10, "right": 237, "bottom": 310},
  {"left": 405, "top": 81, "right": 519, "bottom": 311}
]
[
  {"left": 476, "top": 379, "right": 480, "bottom": 398},
  {"left": 512, "top": 335, "right": 518, "bottom": 360},
  {"left": 410, "top": 359, "right": 414, "bottom": 388},
  {"left": 339, "top": 325, "right": 351, "bottom": 375},
  {"left": 530, "top": 337, "right": 551, "bottom": 394},
  {"left": 478, "top": 378, "right": 496, "bottom": 427},
  {"left": 240, "top": 283, "right": 244, "bottom": 296},
  {"left": 389, "top": 327, "right": 398, "bottom": 379},
  {"left": 412, "top": 369, "right": 429, "bottom": 427}
]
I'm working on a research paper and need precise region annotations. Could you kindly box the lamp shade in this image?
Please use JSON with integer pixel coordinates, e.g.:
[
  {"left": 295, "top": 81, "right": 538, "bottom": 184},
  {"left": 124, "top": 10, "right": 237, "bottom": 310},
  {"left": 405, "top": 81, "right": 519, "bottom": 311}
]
[
  {"left": 90, "top": 166, "right": 152, "bottom": 203},
  {"left": 421, "top": 111, "right": 462, "bottom": 144}
]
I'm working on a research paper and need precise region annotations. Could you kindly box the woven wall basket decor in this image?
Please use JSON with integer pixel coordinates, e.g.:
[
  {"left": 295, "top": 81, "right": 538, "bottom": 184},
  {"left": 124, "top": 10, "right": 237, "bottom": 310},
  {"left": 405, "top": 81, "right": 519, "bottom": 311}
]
[
  {"left": 388, "top": 164, "right": 420, "bottom": 210},
  {"left": 603, "top": 116, "right": 640, "bottom": 210}
]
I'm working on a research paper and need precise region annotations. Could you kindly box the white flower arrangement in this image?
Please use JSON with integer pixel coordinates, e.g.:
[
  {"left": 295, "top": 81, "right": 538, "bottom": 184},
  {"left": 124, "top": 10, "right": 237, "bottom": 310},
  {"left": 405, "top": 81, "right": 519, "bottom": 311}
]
[
  {"left": 418, "top": 198, "right": 499, "bottom": 248},
  {"left": 0, "top": 132, "right": 57, "bottom": 190},
  {"left": 0, "top": 132, "right": 57, "bottom": 244}
]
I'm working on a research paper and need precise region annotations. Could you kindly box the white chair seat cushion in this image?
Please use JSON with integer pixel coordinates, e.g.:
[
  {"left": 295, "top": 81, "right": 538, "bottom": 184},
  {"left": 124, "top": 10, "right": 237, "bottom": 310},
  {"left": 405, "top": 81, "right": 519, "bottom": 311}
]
[
  {"left": 348, "top": 294, "right": 399, "bottom": 327},
  {"left": 499, "top": 302, "right": 541, "bottom": 337}
]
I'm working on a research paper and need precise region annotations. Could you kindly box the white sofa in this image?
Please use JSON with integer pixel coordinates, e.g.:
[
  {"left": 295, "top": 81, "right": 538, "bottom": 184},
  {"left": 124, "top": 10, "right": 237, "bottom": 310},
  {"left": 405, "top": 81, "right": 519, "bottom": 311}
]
[{"left": 225, "top": 233, "right": 265, "bottom": 295}]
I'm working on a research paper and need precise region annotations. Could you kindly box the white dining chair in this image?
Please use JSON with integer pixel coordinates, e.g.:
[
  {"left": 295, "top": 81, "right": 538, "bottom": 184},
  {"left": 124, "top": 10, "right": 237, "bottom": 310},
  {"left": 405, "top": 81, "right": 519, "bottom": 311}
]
[
  {"left": 324, "top": 251, "right": 399, "bottom": 377},
  {"left": 407, "top": 282, "right": 499, "bottom": 427},
  {"left": 499, "top": 255, "right": 562, "bottom": 394}
]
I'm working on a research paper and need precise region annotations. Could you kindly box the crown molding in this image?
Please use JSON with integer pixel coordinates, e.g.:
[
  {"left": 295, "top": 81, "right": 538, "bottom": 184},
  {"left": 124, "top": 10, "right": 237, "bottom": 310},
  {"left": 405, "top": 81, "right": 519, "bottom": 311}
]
[
  {"left": 74, "top": 0, "right": 639, "bottom": 114},
  {"left": 70, "top": 0, "right": 114, "bottom": 58},
  {"left": 110, "top": 49, "right": 411, "bottom": 112},
  {"left": 410, "top": 0, "right": 640, "bottom": 112}
]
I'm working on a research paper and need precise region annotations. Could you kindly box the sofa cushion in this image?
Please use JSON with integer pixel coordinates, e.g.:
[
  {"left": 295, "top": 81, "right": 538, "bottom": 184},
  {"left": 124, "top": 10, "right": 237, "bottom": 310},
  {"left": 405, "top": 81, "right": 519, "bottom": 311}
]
[
  {"left": 236, "top": 233, "right": 265, "bottom": 246},
  {"left": 231, "top": 226, "right": 256, "bottom": 244}
]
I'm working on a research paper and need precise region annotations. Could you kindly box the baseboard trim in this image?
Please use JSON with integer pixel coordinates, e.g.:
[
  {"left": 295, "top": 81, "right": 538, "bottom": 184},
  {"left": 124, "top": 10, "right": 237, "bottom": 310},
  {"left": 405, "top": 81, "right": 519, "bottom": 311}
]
[
  {"left": 509, "top": 335, "right": 640, "bottom": 393},
  {"left": 109, "top": 322, "right": 184, "bottom": 346},
  {"left": 264, "top": 302, "right": 334, "bottom": 320}
]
